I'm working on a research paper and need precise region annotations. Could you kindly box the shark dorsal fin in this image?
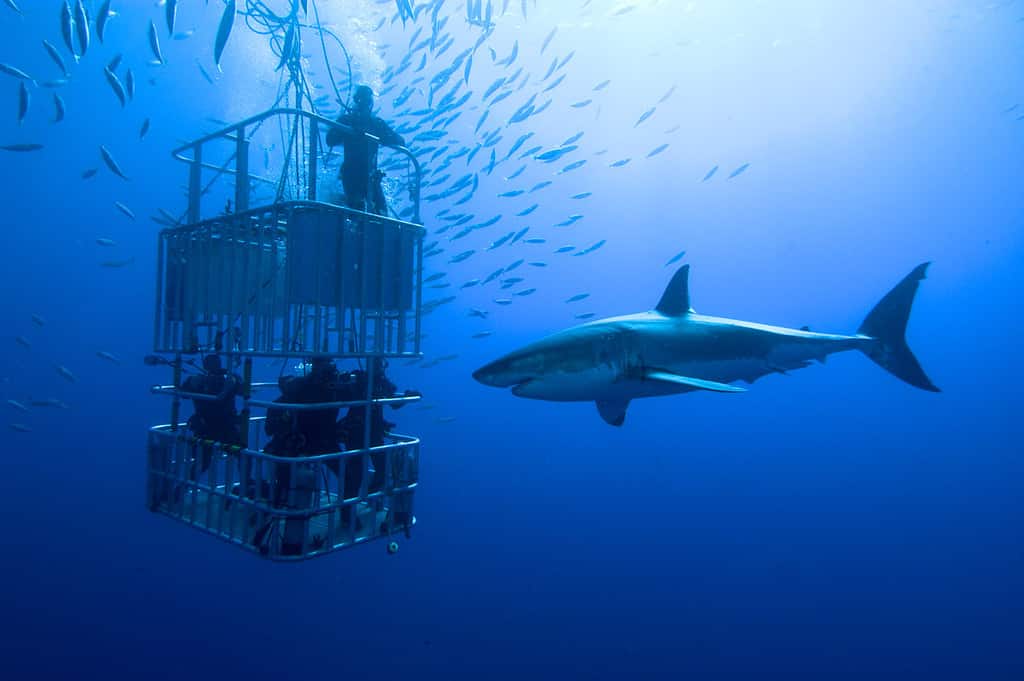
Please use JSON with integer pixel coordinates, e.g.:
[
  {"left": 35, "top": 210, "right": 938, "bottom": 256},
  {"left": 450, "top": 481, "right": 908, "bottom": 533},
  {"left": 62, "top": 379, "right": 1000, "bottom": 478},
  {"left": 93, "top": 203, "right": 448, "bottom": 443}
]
[{"left": 655, "top": 264, "right": 692, "bottom": 316}]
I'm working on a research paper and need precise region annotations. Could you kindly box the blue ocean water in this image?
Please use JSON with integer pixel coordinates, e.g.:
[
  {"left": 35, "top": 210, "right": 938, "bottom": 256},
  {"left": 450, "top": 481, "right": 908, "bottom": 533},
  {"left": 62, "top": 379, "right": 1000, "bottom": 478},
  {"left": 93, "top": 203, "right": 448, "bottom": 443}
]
[{"left": 1, "top": 1, "right": 1022, "bottom": 679}]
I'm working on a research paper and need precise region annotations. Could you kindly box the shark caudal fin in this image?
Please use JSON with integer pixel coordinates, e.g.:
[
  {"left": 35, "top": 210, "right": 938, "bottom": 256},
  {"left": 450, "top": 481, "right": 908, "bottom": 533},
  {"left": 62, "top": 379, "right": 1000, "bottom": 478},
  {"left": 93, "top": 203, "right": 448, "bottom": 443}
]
[{"left": 857, "top": 262, "right": 940, "bottom": 392}]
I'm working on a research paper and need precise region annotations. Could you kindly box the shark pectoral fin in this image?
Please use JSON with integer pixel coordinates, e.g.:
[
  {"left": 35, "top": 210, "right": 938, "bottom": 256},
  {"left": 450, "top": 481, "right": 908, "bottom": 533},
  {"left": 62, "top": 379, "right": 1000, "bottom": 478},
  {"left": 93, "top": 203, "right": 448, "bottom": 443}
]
[
  {"left": 645, "top": 371, "right": 746, "bottom": 393},
  {"left": 596, "top": 399, "right": 630, "bottom": 426}
]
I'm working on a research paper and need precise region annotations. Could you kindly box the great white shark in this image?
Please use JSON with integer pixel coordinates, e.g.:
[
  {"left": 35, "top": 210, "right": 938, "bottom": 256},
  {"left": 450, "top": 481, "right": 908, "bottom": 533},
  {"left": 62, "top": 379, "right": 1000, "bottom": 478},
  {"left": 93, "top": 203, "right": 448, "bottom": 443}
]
[{"left": 473, "top": 263, "right": 939, "bottom": 426}]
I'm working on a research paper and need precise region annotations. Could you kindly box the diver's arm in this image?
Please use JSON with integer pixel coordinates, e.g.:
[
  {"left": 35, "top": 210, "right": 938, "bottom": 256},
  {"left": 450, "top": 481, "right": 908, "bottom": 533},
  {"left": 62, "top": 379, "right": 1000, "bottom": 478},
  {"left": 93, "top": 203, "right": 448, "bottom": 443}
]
[
  {"left": 375, "top": 119, "right": 405, "bottom": 148},
  {"left": 325, "top": 115, "right": 350, "bottom": 147},
  {"left": 214, "top": 376, "right": 238, "bottom": 401}
]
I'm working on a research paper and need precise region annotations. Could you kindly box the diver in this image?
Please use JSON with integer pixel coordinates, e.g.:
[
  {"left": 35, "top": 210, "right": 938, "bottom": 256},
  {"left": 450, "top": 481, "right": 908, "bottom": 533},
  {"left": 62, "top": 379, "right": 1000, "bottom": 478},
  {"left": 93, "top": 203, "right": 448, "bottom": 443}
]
[
  {"left": 336, "top": 358, "right": 419, "bottom": 533},
  {"left": 326, "top": 85, "right": 406, "bottom": 216},
  {"left": 180, "top": 353, "right": 242, "bottom": 475},
  {"left": 264, "top": 357, "right": 347, "bottom": 494},
  {"left": 149, "top": 353, "right": 242, "bottom": 511},
  {"left": 262, "top": 357, "right": 354, "bottom": 554}
]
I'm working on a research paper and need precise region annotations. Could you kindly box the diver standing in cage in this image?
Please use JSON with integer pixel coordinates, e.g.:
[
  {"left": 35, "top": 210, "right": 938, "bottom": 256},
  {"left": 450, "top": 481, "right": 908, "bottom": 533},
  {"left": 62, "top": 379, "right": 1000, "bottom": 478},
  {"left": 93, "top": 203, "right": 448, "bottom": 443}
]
[
  {"left": 181, "top": 354, "right": 243, "bottom": 474},
  {"left": 148, "top": 353, "right": 242, "bottom": 509},
  {"left": 326, "top": 85, "right": 406, "bottom": 215}
]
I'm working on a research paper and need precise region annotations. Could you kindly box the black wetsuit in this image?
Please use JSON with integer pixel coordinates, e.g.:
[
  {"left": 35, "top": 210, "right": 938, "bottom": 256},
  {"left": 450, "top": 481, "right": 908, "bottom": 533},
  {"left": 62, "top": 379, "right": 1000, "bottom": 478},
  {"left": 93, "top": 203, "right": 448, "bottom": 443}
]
[
  {"left": 336, "top": 370, "right": 398, "bottom": 494},
  {"left": 326, "top": 111, "right": 405, "bottom": 214},
  {"left": 264, "top": 366, "right": 360, "bottom": 508},
  {"left": 181, "top": 370, "right": 241, "bottom": 476},
  {"left": 265, "top": 371, "right": 346, "bottom": 457},
  {"left": 183, "top": 371, "right": 241, "bottom": 443}
]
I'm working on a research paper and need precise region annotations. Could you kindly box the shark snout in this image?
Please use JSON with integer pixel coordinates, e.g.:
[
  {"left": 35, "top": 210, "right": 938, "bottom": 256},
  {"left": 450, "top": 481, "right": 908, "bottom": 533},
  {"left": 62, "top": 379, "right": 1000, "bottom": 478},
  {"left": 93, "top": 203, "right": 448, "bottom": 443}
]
[
  {"left": 471, "top": 364, "right": 497, "bottom": 386},
  {"left": 472, "top": 356, "right": 531, "bottom": 389},
  {"left": 471, "top": 361, "right": 506, "bottom": 387}
]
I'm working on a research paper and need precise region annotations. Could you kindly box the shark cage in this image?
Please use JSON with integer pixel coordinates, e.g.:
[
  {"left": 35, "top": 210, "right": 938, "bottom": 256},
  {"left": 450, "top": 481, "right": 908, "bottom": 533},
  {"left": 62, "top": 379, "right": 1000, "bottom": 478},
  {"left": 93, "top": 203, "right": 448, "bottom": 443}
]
[{"left": 146, "top": 108, "right": 426, "bottom": 561}]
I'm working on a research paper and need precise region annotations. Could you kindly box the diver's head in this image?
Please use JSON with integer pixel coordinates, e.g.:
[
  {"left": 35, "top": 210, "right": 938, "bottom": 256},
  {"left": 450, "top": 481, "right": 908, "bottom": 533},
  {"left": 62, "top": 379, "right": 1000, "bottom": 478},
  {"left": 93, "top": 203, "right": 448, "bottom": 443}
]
[
  {"left": 353, "top": 85, "right": 374, "bottom": 115},
  {"left": 309, "top": 356, "right": 336, "bottom": 381},
  {"left": 202, "top": 354, "right": 224, "bottom": 374}
]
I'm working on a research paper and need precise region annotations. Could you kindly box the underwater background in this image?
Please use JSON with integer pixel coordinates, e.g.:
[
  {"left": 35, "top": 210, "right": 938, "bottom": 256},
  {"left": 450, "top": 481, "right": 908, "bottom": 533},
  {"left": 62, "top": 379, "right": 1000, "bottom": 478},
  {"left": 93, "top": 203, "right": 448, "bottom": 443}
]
[{"left": 1, "top": 1, "right": 1022, "bottom": 679}]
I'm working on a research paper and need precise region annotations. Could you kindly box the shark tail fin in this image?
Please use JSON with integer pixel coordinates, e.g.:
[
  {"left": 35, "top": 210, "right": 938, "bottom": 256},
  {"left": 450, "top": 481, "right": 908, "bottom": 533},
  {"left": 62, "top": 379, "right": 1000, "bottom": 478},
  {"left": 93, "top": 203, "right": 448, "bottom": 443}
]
[{"left": 857, "top": 262, "right": 940, "bottom": 392}]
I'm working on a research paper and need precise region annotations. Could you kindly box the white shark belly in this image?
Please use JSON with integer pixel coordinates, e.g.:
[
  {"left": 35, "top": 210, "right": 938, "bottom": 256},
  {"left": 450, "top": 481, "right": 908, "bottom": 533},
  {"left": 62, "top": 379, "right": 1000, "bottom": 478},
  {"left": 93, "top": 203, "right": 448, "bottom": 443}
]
[{"left": 512, "top": 365, "right": 620, "bottom": 401}]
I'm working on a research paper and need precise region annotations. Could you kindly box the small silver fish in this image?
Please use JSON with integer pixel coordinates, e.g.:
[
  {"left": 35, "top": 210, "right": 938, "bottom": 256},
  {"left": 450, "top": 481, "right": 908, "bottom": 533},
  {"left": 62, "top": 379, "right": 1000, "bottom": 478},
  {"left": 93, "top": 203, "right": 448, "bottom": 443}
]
[
  {"left": 635, "top": 107, "right": 656, "bottom": 127},
  {"left": 647, "top": 143, "right": 669, "bottom": 158},
  {"left": 665, "top": 249, "right": 687, "bottom": 267},
  {"left": 103, "top": 67, "right": 126, "bottom": 107},
  {"left": 73, "top": 0, "right": 90, "bottom": 57},
  {"left": 41, "top": 41, "right": 69, "bottom": 77},
  {"left": 55, "top": 365, "right": 77, "bottom": 383},
  {"left": 114, "top": 201, "right": 135, "bottom": 220},
  {"left": 214, "top": 0, "right": 236, "bottom": 68},
  {"left": 566, "top": 293, "right": 590, "bottom": 303},
  {"left": 1, "top": 143, "right": 43, "bottom": 152},
  {"left": 165, "top": 0, "right": 177, "bottom": 36},
  {"left": 17, "top": 81, "right": 29, "bottom": 125},
  {"left": 196, "top": 60, "right": 215, "bottom": 85},
  {"left": 9, "top": 423, "right": 31, "bottom": 433},
  {"left": 96, "top": 0, "right": 112, "bottom": 43},
  {"left": 7, "top": 399, "right": 29, "bottom": 413},
  {"left": 96, "top": 237, "right": 116, "bottom": 246},
  {"left": 15, "top": 336, "right": 31, "bottom": 349},
  {"left": 60, "top": 2, "right": 76, "bottom": 60},
  {"left": 31, "top": 314, "right": 44, "bottom": 326},
  {"left": 96, "top": 351, "right": 121, "bottom": 364},
  {"left": 52, "top": 93, "right": 65, "bottom": 123},
  {"left": 728, "top": 163, "right": 750, "bottom": 179},
  {"left": 100, "top": 145, "right": 129, "bottom": 180},
  {"left": 148, "top": 21, "right": 164, "bottom": 65}
]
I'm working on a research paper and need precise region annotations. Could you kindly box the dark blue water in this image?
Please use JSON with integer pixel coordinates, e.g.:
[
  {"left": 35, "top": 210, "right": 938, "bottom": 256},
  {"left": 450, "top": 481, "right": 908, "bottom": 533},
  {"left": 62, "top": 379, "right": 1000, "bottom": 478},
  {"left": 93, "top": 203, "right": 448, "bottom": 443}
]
[{"left": 1, "top": 2, "right": 1021, "bottom": 679}]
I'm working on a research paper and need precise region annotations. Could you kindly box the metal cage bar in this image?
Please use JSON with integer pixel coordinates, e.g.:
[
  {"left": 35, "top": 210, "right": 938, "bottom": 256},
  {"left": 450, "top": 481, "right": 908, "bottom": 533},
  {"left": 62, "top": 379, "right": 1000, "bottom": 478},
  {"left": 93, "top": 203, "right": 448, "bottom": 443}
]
[{"left": 146, "top": 422, "right": 419, "bottom": 561}]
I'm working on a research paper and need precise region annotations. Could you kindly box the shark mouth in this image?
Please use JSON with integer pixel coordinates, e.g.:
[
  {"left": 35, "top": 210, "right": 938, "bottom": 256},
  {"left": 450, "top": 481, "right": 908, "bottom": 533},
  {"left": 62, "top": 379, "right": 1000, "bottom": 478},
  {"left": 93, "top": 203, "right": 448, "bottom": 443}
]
[{"left": 510, "top": 378, "right": 534, "bottom": 396}]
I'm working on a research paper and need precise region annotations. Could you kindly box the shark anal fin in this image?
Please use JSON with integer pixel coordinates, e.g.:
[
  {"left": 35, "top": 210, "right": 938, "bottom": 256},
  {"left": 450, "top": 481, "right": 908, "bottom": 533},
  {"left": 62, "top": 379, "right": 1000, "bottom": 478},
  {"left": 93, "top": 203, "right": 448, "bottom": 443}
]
[
  {"left": 596, "top": 399, "right": 629, "bottom": 426},
  {"left": 646, "top": 371, "right": 746, "bottom": 393}
]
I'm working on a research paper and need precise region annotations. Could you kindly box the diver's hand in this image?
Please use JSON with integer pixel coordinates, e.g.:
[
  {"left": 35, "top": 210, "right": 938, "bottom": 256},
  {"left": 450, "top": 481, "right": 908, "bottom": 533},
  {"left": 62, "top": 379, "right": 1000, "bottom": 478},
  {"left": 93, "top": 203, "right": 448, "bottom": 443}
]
[{"left": 392, "top": 389, "right": 421, "bottom": 409}]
